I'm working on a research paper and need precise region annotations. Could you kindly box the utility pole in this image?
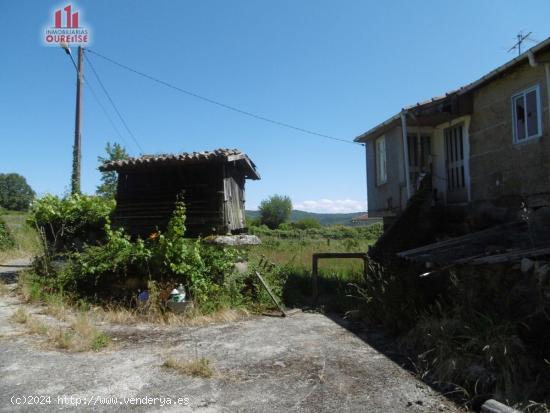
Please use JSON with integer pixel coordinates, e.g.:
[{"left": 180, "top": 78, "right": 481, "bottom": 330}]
[{"left": 71, "top": 46, "right": 83, "bottom": 194}]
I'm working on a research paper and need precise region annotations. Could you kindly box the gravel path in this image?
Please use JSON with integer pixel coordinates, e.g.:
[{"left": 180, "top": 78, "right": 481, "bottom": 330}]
[{"left": 0, "top": 259, "right": 461, "bottom": 412}]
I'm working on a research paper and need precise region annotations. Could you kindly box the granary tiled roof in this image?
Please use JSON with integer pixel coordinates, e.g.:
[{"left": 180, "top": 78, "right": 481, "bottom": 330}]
[{"left": 99, "top": 148, "right": 260, "bottom": 180}]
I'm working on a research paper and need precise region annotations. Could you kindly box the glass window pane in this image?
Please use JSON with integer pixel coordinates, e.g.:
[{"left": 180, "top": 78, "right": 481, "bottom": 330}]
[
  {"left": 514, "top": 95, "right": 526, "bottom": 141},
  {"left": 376, "top": 138, "right": 386, "bottom": 184},
  {"left": 459, "top": 128, "right": 464, "bottom": 160},
  {"left": 526, "top": 90, "right": 539, "bottom": 137},
  {"left": 376, "top": 141, "right": 381, "bottom": 182},
  {"left": 381, "top": 139, "right": 386, "bottom": 182},
  {"left": 445, "top": 131, "right": 450, "bottom": 163},
  {"left": 451, "top": 168, "right": 455, "bottom": 189}
]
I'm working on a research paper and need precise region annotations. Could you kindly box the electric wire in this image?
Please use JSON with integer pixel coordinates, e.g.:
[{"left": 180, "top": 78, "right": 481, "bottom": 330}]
[
  {"left": 87, "top": 48, "right": 359, "bottom": 146},
  {"left": 85, "top": 80, "right": 130, "bottom": 150},
  {"left": 65, "top": 49, "right": 133, "bottom": 152},
  {"left": 84, "top": 52, "right": 145, "bottom": 153}
]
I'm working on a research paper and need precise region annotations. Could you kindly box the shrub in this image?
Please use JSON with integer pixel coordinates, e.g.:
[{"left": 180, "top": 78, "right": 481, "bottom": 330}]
[
  {"left": 154, "top": 198, "right": 238, "bottom": 306},
  {"left": 30, "top": 195, "right": 295, "bottom": 315},
  {"left": 29, "top": 194, "right": 115, "bottom": 251},
  {"left": 293, "top": 217, "right": 321, "bottom": 230},
  {"left": 245, "top": 216, "right": 260, "bottom": 228},
  {"left": 0, "top": 173, "right": 35, "bottom": 211},
  {"left": 46, "top": 198, "right": 241, "bottom": 313},
  {"left": 61, "top": 226, "right": 152, "bottom": 292},
  {"left": 0, "top": 218, "right": 14, "bottom": 250}
]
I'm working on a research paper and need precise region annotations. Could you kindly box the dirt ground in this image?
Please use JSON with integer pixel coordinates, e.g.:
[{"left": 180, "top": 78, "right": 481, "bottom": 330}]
[{"left": 0, "top": 259, "right": 461, "bottom": 412}]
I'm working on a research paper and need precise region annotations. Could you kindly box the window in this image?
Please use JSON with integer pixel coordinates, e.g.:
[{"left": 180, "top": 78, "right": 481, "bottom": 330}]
[
  {"left": 512, "top": 85, "right": 542, "bottom": 143},
  {"left": 444, "top": 125, "right": 465, "bottom": 191},
  {"left": 375, "top": 136, "right": 387, "bottom": 185}
]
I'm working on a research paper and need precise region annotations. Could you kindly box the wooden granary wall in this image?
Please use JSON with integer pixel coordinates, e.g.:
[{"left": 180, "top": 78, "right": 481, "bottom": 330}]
[{"left": 100, "top": 149, "right": 260, "bottom": 238}]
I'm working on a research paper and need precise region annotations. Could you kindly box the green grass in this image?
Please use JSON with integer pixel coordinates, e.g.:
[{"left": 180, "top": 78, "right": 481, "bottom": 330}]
[
  {"left": 248, "top": 226, "right": 381, "bottom": 312},
  {"left": 246, "top": 209, "right": 382, "bottom": 227},
  {"left": 249, "top": 227, "right": 378, "bottom": 274},
  {"left": 0, "top": 210, "right": 41, "bottom": 263}
]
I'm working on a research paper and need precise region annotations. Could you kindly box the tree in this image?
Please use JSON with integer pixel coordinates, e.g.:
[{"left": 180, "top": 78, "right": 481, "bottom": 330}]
[
  {"left": 0, "top": 173, "right": 35, "bottom": 211},
  {"left": 96, "top": 142, "right": 129, "bottom": 198},
  {"left": 259, "top": 195, "right": 292, "bottom": 229}
]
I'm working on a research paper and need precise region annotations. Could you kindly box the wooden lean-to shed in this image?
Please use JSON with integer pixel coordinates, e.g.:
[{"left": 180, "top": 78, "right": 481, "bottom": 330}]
[{"left": 99, "top": 148, "right": 260, "bottom": 238}]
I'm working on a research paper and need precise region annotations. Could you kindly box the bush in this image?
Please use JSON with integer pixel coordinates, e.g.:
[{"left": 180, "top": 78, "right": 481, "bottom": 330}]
[
  {"left": 153, "top": 199, "right": 237, "bottom": 306},
  {"left": 0, "top": 218, "right": 14, "bottom": 250},
  {"left": 29, "top": 195, "right": 295, "bottom": 315},
  {"left": 292, "top": 217, "right": 321, "bottom": 230},
  {"left": 46, "top": 198, "right": 248, "bottom": 314},
  {"left": 29, "top": 194, "right": 115, "bottom": 251},
  {"left": 258, "top": 195, "right": 292, "bottom": 229},
  {"left": 60, "top": 226, "right": 152, "bottom": 292},
  {"left": 0, "top": 173, "right": 35, "bottom": 211}
]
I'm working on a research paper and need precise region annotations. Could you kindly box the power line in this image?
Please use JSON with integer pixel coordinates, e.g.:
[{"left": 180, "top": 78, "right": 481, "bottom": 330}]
[
  {"left": 64, "top": 48, "right": 133, "bottom": 152},
  {"left": 85, "top": 80, "right": 131, "bottom": 150},
  {"left": 87, "top": 49, "right": 359, "bottom": 146},
  {"left": 84, "top": 52, "right": 145, "bottom": 153}
]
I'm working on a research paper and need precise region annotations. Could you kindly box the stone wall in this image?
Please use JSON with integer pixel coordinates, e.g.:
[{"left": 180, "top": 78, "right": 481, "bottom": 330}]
[{"left": 469, "top": 51, "right": 550, "bottom": 203}]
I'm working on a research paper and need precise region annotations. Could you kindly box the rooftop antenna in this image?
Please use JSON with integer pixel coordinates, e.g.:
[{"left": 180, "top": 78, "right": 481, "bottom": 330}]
[{"left": 508, "top": 31, "right": 532, "bottom": 56}]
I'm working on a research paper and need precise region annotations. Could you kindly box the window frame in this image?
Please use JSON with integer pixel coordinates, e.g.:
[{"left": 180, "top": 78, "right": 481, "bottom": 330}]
[
  {"left": 511, "top": 84, "right": 543, "bottom": 144},
  {"left": 375, "top": 136, "right": 387, "bottom": 186}
]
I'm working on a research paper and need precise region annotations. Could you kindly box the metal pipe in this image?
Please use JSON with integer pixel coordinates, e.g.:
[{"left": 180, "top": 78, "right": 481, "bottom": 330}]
[
  {"left": 401, "top": 110, "right": 411, "bottom": 200},
  {"left": 364, "top": 143, "right": 369, "bottom": 213}
]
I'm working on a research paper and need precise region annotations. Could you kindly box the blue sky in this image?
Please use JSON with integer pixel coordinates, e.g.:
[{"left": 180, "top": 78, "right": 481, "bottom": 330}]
[{"left": 1, "top": 1, "right": 549, "bottom": 212}]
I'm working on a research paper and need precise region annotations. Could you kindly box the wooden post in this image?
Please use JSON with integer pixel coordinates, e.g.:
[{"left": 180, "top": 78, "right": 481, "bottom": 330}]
[
  {"left": 311, "top": 252, "right": 369, "bottom": 307},
  {"left": 312, "top": 255, "right": 319, "bottom": 305},
  {"left": 71, "top": 46, "right": 83, "bottom": 194},
  {"left": 255, "top": 271, "right": 287, "bottom": 316}
]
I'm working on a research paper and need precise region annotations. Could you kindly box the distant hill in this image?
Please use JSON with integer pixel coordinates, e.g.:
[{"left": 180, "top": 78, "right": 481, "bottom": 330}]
[{"left": 246, "top": 210, "right": 376, "bottom": 227}]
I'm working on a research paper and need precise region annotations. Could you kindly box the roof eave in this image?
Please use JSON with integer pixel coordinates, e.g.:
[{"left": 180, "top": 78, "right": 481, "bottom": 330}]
[
  {"left": 457, "top": 36, "right": 550, "bottom": 95},
  {"left": 354, "top": 112, "right": 401, "bottom": 143},
  {"left": 354, "top": 36, "right": 550, "bottom": 143}
]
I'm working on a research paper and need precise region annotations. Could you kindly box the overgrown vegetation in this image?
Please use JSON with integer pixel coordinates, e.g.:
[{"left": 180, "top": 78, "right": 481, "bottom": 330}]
[
  {"left": 27, "top": 195, "right": 288, "bottom": 317},
  {"left": 28, "top": 193, "right": 115, "bottom": 251},
  {"left": 0, "top": 210, "right": 41, "bottom": 262},
  {"left": 351, "top": 256, "right": 550, "bottom": 411},
  {"left": 247, "top": 223, "right": 383, "bottom": 313},
  {"left": 0, "top": 217, "right": 14, "bottom": 250}
]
